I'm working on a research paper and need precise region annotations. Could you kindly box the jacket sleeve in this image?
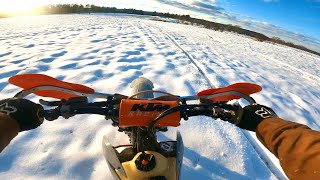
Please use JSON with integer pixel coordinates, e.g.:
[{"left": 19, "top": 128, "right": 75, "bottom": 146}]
[
  {"left": 256, "top": 117, "right": 320, "bottom": 179},
  {"left": 0, "top": 113, "right": 19, "bottom": 152}
]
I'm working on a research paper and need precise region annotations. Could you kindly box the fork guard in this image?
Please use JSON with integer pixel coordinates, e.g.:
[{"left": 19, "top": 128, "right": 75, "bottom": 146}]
[{"left": 102, "top": 131, "right": 184, "bottom": 180}]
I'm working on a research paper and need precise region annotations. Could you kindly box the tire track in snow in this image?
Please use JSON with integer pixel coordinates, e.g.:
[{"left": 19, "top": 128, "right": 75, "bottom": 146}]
[
  {"left": 134, "top": 21, "right": 211, "bottom": 92},
  {"left": 138, "top": 21, "right": 214, "bottom": 89},
  {"left": 159, "top": 29, "right": 287, "bottom": 180},
  {"left": 161, "top": 32, "right": 215, "bottom": 88}
]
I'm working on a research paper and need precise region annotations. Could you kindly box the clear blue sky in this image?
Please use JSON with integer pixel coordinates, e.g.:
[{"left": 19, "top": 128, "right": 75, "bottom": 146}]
[{"left": 221, "top": 0, "right": 320, "bottom": 39}]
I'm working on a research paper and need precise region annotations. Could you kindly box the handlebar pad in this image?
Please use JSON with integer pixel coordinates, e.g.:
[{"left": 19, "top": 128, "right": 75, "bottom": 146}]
[{"left": 119, "top": 99, "right": 180, "bottom": 127}]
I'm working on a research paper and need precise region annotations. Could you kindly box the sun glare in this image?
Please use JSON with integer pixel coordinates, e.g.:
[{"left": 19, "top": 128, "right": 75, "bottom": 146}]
[{"left": 0, "top": 1, "right": 39, "bottom": 15}]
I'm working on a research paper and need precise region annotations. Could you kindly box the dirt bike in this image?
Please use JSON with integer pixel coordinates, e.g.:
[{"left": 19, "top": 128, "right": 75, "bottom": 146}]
[{"left": 8, "top": 74, "right": 262, "bottom": 180}]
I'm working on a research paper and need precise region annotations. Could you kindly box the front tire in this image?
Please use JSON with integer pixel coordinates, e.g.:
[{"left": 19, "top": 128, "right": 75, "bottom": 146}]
[{"left": 130, "top": 77, "right": 154, "bottom": 99}]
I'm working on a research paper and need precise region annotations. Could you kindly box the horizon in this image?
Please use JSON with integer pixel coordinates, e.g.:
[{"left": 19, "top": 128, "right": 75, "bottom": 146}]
[{"left": 1, "top": 0, "right": 319, "bottom": 53}]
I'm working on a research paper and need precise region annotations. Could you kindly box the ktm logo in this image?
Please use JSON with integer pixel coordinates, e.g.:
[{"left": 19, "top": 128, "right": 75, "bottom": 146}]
[{"left": 131, "top": 103, "right": 170, "bottom": 112}]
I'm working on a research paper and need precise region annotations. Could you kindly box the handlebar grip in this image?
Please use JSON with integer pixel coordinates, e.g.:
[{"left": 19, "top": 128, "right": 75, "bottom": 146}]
[
  {"left": 44, "top": 109, "right": 60, "bottom": 121},
  {"left": 211, "top": 106, "right": 243, "bottom": 124},
  {"left": 184, "top": 104, "right": 242, "bottom": 124}
]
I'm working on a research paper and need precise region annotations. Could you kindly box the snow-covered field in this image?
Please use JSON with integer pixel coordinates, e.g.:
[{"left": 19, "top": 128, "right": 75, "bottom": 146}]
[{"left": 0, "top": 14, "right": 319, "bottom": 179}]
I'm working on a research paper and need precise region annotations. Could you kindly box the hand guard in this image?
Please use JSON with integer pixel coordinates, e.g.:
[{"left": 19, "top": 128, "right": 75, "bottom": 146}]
[
  {"left": 237, "top": 104, "right": 278, "bottom": 132},
  {"left": 0, "top": 98, "right": 44, "bottom": 132}
]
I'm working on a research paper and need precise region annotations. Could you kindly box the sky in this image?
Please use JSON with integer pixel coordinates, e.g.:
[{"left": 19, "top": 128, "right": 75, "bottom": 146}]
[{"left": 0, "top": 0, "right": 319, "bottom": 52}]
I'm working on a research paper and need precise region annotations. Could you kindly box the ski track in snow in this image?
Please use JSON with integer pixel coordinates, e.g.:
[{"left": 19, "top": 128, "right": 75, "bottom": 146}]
[{"left": 0, "top": 14, "right": 319, "bottom": 180}]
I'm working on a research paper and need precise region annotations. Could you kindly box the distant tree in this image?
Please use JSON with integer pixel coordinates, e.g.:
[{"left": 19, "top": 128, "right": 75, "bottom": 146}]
[
  {"left": 272, "top": 37, "right": 281, "bottom": 41},
  {"left": 85, "top": 4, "right": 91, "bottom": 14}
]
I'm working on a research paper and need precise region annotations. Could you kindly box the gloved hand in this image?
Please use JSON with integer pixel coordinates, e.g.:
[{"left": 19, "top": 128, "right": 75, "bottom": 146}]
[
  {"left": 0, "top": 98, "right": 44, "bottom": 132},
  {"left": 237, "top": 104, "right": 278, "bottom": 132}
]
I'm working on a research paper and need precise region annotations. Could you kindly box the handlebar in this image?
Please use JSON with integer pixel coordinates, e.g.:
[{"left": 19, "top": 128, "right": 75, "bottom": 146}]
[
  {"left": 147, "top": 103, "right": 242, "bottom": 129},
  {"left": 8, "top": 75, "right": 260, "bottom": 131},
  {"left": 43, "top": 97, "right": 243, "bottom": 129}
]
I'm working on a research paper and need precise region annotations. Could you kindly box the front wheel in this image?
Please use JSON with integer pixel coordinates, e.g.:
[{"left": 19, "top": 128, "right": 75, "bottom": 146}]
[{"left": 130, "top": 77, "right": 154, "bottom": 99}]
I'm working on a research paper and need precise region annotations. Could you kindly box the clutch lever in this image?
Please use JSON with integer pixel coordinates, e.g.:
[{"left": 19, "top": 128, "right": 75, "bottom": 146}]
[
  {"left": 39, "top": 99, "right": 62, "bottom": 106},
  {"left": 42, "top": 96, "right": 89, "bottom": 120}
]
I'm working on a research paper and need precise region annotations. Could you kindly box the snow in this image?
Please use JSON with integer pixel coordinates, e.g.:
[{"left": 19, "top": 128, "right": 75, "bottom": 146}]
[{"left": 0, "top": 14, "right": 319, "bottom": 179}]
